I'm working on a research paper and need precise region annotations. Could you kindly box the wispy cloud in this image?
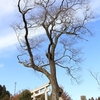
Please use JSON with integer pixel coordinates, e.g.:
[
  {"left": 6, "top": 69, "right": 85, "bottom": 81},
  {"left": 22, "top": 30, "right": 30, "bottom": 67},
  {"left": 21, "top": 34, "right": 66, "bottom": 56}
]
[
  {"left": 0, "top": 63, "right": 4, "bottom": 68},
  {"left": 0, "top": 32, "right": 18, "bottom": 49},
  {"left": 0, "top": 0, "right": 18, "bottom": 50},
  {"left": 90, "top": 0, "right": 100, "bottom": 17},
  {"left": 0, "top": 30, "right": 18, "bottom": 58},
  {"left": 90, "top": 0, "right": 100, "bottom": 10},
  {"left": 0, "top": 0, "right": 17, "bottom": 26},
  {"left": 0, "top": 27, "right": 45, "bottom": 50},
  {"left": 0, "top": 0, "right": 16, "bottom": 15}
]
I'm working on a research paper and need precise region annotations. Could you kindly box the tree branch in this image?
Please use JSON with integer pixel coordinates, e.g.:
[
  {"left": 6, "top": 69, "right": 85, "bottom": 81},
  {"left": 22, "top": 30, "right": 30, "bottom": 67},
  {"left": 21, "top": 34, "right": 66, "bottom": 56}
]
[{"left": 89, "top": 70, "right": 100, "bottom": 86}]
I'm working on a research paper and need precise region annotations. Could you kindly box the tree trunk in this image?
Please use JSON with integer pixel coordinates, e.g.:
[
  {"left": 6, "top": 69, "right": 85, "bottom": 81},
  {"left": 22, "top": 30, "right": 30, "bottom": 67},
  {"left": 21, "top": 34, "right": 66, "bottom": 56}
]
[
  {"left": 51, "top": 79, "right": 59, "bottom": 100},
  {"left": 49, "top": 60, "right": 60, "bottom": 100}
]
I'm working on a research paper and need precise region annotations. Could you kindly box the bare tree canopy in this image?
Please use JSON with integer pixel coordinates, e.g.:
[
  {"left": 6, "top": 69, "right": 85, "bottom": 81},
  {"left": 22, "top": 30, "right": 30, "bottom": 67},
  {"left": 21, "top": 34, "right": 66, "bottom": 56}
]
[{"left": 13, "top": 0, "right": 94, "bottom": 100}]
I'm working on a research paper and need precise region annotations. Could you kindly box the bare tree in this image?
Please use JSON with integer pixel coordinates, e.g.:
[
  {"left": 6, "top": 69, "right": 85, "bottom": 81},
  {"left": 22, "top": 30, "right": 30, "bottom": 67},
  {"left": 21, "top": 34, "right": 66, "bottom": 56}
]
[
  {"left": 61, "top": 87, "right": 72, "bottom": 100},
  {"left": 89, "top": 70, "right": 100, "bottom": 86},
  {"left": 13, "top": 0, "right": 94, "bottom": 100}
]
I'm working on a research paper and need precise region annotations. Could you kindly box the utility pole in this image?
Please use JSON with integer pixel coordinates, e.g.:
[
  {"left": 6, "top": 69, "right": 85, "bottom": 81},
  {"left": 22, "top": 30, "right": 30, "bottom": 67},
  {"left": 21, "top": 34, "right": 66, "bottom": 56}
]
[{"left": 14, "top": 82, "right": 17, "bottom": 95}]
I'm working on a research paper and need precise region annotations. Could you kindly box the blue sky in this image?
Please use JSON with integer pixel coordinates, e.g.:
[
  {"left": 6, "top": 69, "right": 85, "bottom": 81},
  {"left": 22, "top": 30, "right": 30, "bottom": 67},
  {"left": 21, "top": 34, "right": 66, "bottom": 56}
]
[{"left": 0, "top": 0, "right": 100, "bottom": 100}]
